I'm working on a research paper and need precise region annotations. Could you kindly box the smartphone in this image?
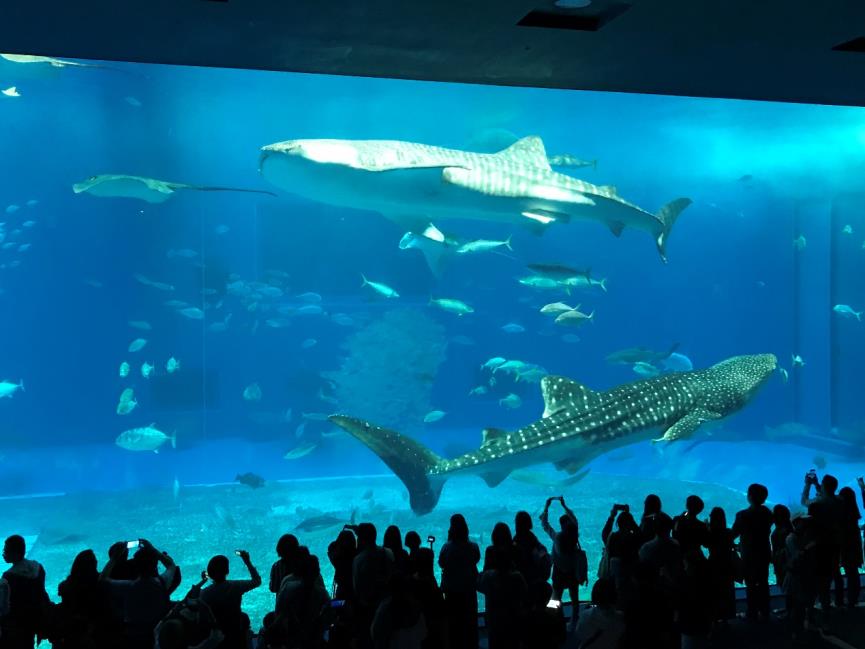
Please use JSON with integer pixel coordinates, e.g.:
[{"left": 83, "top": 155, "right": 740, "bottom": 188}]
[
  {"left": 330, "top": 599, "right": 346, "bottom": 608},
  {"left": 547, "top": 599, "right": 561, "bottom": 609},
  {"left": 234, "top": 550, "right": 243, "bottom": 557},
  {"left": 126, "top": 540, "right": 140, "bottom": 550},
  {"left": 427, "top": 535, "right": 436, "bottom": 544}
]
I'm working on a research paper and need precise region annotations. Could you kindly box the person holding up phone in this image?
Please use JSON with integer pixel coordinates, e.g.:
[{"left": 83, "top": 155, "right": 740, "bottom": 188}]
[
  {"left": 200, "top": 550, "right": 262, "bottom": 649},
  {"left": 539, "top": 496, "right": 587, "bottom": 631}
]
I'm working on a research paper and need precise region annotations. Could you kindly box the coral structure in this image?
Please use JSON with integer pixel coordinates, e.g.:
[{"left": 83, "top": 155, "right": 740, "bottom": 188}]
[{"left": 323, "top": 308, "right": 447, "bottom": 434}]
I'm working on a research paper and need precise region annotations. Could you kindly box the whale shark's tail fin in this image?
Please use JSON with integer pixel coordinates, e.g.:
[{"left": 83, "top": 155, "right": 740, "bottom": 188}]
[
  {"left": 655, "top": 198, "right": 692, "bottom": 263},
  {"left": 329, "top": 415, "right": 446, "bottom": 515}
]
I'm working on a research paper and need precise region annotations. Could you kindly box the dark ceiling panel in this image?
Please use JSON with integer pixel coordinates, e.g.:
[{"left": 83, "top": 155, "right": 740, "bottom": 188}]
[{"left": 1, "top": 0, "right": 864, "bottom": 106}]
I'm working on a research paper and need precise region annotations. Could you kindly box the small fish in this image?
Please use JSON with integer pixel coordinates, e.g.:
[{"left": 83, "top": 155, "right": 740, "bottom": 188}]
[
  {"left": 779, "top": 367, "right": 789, "bottom": 384},
  {"left": 21, "top": 220, "right": 35, "bottom": 229},
  {"left": 632, "top": 361, "right": 661, "bottom": 378},
  {"left": 561, "top": 334, "right": 581, "bottom": 344},
  {"left": 842, "top": 225, "right": 853, "bottom": 235},
  {"left": 495, "top": 360, "right": 531, "bottom": 375},
  {"left": 516, "top": 368, "right": 547, "bottom": 383},
  {"left": 793, "top": 235, "right": 807, "bottom": 251},
  {"left": 25, "top": 200, "right": 38, "bottom": 208},
  {"left": 116, "top": 425, "right": 175, "bottom": 453},
  {"left": 166, "top": 357, "right": 180, "bottom": 374},
  {"left": 243, "top": 382, "right": 262, "bottom": 402},
  {"left": 423, "top": 410, "right": 446, "bottom": 423},
  {"left": 499, "top": 393, "right": 522, "bottom": 409},
  {"left": 214, "top": 224, "right": 230, "bottom": 235},
  {"left": 468, "top": 386, "right": 488, "bottom": 396},
  {"left": 482, "top": 357, "right": 507, "bottom": 370},
  {"left": 361, "top": 274, "right": 399, "bottom": 298},
  {"left": 331, "top": 313, "right": 355, "bottom": 327},
  {"left": 172, "top": 477, "right": 180, "bottom": 501},
  {"left": 265, "top": 318, "right": 291, "bottom": 328},
  {"left": 832, "top": 304, "right": 862, "bottom": 321},
  {"left": 1, "top": 87, "right": 20, "bottom": 98},
  {"left": 116, "top": 388, "right": 137, "bottom": 415},
  {"left": 259, "top": 286, "right": 283, "bottom": 298},
  {"left": 558, "top": 275, "right": 607, "bottom": 293},
  {"left": 16, "top": 243, "right": 31, "bottom": 253},
  {"left": 236, "top": 472, "right": 266, "bottom": 489},
  {"left": 294, "top": 422, "right": 306, "bottom": 439},
  {"left": 518, "top": 276, "right": 560, "bottom": 290},
  {"left": 134, "top": 273, "right": 175, "bottom": 292},
  {"left": 501, "top": 323, "right": 525, "bottom": 334},
  {"left": 4, "top": 205, "right": 19, "bottom": 215},
  {"left": 296, "top": 292, "right": 322, "bottom": 303},
  {"left": 302, "top": 412, "right": 330, "bottom": 421},
  {"left": 554, "top": 309, "right": 594, "bottom": 327},
  {"left": 179, "top": 307, "right": 204, "bottom": 320},
  {"left": 296, "top": 305, "right": 324, "bottom": 316},
  {"left": 456, "top": 236, "right": 512, "bottom": 254},
  {"left": 318, "top": 388, "right": 338, "bottom": 405},
  {"left": 792, "top": 354, "right": 805, "bottom": 368},
  {"left": 128, "top": 338, "right": 148, "bottom": 353},
  {"left": 540, "top": 302, "right": 575, "bottom": 316},
  {"left": 124, "top": 96, "right": 142, "bottom": 107},
  {"left": 141, "top": 362, "right": 154, "bottom": 378},
  {"left": 738, "top": 174, "right": 753, "bottom": 183},
  {"left": 284, "top": 441, "right": 317, "bottom": 460},
  {"left": 128, "top": 320, "right": 152, "bottom": 330},
  {"left": 301, "top": 338, "right": 317, "bottom": 349},
  {"left": 119, "top": 361, "right": 130, "bottom": 378},
  {"left": 1, "top": 242, "right": 14, "bottom": 250},
  {"left": 430, "top": 297, "right": 474, "bottom": 316}
]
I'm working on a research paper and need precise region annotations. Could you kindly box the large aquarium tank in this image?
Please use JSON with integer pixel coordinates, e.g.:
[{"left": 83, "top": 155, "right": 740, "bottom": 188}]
[{"left": 0, "top": 54, "right": 863, "bottom": 623}]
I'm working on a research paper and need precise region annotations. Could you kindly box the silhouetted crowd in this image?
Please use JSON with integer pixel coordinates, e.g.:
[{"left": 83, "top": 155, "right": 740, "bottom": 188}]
[{"left": 0, "top": 472, "right": 861, "bottom": 648}]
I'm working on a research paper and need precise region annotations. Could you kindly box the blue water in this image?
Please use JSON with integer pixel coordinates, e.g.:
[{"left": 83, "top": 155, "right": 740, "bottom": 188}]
[{"left": 0, "top": 56, "right": 864, "bottom": 506}]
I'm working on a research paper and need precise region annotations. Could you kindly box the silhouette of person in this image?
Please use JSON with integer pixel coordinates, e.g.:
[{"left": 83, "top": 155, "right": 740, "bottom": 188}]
[
  {"left": 371, "top": 573, "right": 427, "bottom": 649},
  {"left": 353, "top": 523, "right": 394, "bottom": 649},
  {"left": 784, "top": 515, "right": 818, "bottom": 642},
  {"left": 99, "top": 539, "right": 177, "bottom": 649},
  {"left": 268, "top": 534, "right": 299, "bottom": 601},
  {"left": 672, "top": 495, "right": 709, "bottom": 556},
  {"left": 512, "top": 511, "right": 551, "bottom": 588},
  {"left": 437, "top": 514, "right": 480, "bottom": 649},
  {"left": 52, "top": 549, "right": 108, "bottom": 649},
  {"left": 404, "top": 531, "right": 422, "bottom": 576},
  {"left": 383, "top": 526, "right": 411, "bottom": 577},
  {"left": 802, "top": 473, "right": 844, "bottom": 627},
  {"left": 732, "top": 483, "right": 773, "bottom": 621},
  {"left": 573, "top": 578, "right": 624, "bottom": 649},
  {"left": 0, "top": 534, "right": 49, "bottom": 649},
  {"left": 705, "top": 507, "right": 736, "bottom": 623},
  {"left": 200, "top": 551, "right": 261, "bottom": 649},
  {"left": 327, "top": 530, "right": 357, "bottom": 601},
  {"left": 770, "top": 504, "right": 793, "bottom": 599},
  {"left": 409, "top": 547, "right": 444, "bottom": 649},
  {"left": 539, "top": 496, "right": 586, "bottom": 629},
  {"left": 275, "top": 550, "right": 329, "bottom": 648},
  {"left": 639, "top": 495, "right": 671, "bottom": 543},
  {"left": 601, "top": 507, "right": 640, "bottom": 598},
  {"left": 836, "top": 486, "right": 862, "bottom": 608},
  {"left": 477, "top": 547, "right": 527, "bottom": 649},
  {"left": 520, "top": 581, "right": 565, "bottom": 649},
  {"left": 482, "top": 523, "right": 514, "bottom": 572}
]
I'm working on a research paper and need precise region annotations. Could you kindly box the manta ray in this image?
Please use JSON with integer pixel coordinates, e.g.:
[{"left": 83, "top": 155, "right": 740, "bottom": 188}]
[
  {"left": 0, "top": 53, "right": 106, "bottom": 69},
  {"left": 73, "top": 174, "right": 276, "bottom": 204},
  {"left": 330, "top": 353, "right": 777, "bottom": 515},
  {"left": 259, "top": 136, "right": 691, "bottom": 266}
]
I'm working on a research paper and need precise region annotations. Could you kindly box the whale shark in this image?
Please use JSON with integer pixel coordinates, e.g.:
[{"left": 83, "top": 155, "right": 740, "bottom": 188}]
[
  {"left": 330, "top": 353, "right": 777, "bottom": 514},
  {"left": 73, "top": 174, "right": 276, "bottom": 204},
  {"left": 259, "top": 136, "right": 691, "bottom": 264}
]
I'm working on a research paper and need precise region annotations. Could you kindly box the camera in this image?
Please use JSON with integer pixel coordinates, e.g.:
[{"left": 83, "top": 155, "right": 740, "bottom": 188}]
[
  {"left": 805, "top": 469, "right": 818, "bottom": 486},
  {"left": 427, "top": 535, "right": 436, "bottom": 547},
  {"left": 126, "top": 539, "right": 141, "bottom": 550},
  {"left": 613, "top": 504, "right": 629, "bottom": 513}
]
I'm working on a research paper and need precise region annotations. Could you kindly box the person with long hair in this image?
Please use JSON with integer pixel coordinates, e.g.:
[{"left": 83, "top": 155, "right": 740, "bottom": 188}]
[
  {"left": 706, "top": 507, "right": 736, "bottom": 623},
  {"left": 836, "top": 486, "right": 863, "bottom": 608},
  {"left": 438, "top": 514, "right": 480, "bottom": 649}
]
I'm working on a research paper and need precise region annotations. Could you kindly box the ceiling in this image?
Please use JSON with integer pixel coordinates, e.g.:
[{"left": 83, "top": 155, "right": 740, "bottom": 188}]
[{"left": 2, "top": 0, "right": 865, "bottom": 106}]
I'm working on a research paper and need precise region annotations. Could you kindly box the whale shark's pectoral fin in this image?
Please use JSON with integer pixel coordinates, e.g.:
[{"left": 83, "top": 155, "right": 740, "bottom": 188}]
[
  {"left": 541, "top": 375, "right": 603, "bottom": 418},
  {"left": 653, "top": 408, "right": 721, "bottom": 443},
  {"left": 554, "top": 458, "right": 589, "bottom": 475}
]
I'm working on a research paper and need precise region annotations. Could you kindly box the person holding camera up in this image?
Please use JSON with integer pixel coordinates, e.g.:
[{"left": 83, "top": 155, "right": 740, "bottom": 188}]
[
  {"left": 801, "top": 469, "right": 844, "bottom": 627},
  {"left": 199, "top": 550, "right": 262, "bottom": 649},
  {"left": 539, "top": 496, "right": 587, "bottom": 630},
  {"left": 600, "top": 503, "right": 640, "bottom": 599}
]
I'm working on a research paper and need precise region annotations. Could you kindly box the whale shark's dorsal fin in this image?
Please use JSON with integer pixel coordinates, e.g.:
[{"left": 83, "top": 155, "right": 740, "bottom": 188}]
[
  {"left": 541, "top": 375, "right": 603, "bottom": 418},
  {"left": 496, "top": 136, "right": 551, "bottom": 171}
]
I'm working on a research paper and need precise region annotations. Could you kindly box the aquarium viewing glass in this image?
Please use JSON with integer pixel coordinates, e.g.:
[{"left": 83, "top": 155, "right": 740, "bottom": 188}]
[{"left": 0, "top": 54, "right": 862, "bottom": 622}]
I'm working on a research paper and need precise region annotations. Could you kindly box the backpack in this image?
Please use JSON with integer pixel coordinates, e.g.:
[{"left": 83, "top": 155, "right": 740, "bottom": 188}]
[{"left": 575, "top": 544, "right": 589, "bottom": 584}]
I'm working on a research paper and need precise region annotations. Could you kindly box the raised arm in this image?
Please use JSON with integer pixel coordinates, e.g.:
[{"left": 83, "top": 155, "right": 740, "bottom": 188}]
[
  {"left": 539, "top": 498, "right": 556, "bottom": 541},
  {"left": 237, "top": 550, "right": 262, "bottom": 591},
  {"left": 601, "top": 507, "right": 617, "bottom": 544},
  {"left": 857, "top": 477, "right": 864, "bottom": 509},
  {"left": 560, "top": 496, "right": 577, "bottom": 523}
]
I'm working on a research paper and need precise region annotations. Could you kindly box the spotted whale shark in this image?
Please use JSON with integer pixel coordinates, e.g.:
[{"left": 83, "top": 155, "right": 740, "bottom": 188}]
[
  {"left": 259, "top": 136, "right": 691, "bottom": 264},
  {"left": 330, "top": 354, "right": 777, "bottom": 515}
]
